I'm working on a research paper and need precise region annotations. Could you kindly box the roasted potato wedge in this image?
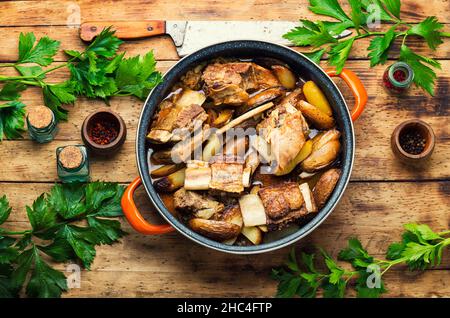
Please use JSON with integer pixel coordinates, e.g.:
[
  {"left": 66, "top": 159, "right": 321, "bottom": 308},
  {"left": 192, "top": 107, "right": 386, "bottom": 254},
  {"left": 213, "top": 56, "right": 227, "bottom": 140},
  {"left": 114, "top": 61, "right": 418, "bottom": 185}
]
[
  {"left": 301, "top": 130, "right": 341, "bottom": 172},
  {"left": 298, "top": 100, "right": 335, "bottom": 129},
  {"left": 271, "top": 65, "right": 296, "bottom": 89},
  {"left": 153, "top": 168, "right": 186, "bottom": 193},
  {"left": 188, "top": 218, "right": 241, "bottom": 241},
  {"left": 274, "top": 139, "right": 313, "bottom": 176},
  {"left": 151, "top": 149, "right": 174, "bottom": 164},
  {"left": 220, "top": 205, "right": 244, "bottom": 228},
  {"left": 241, "top": 226, "right": 263, "bottom": 245},
  {"left": 212, "top": 109, "right": 234, "bottom": 127},
  {"left": 313, "top": 168, "right": 341, "bottom": 208},
  {"left": 150, "top": 164, "right": 184, "bottom": 178},
  {"left": 303, "top": 81, "right": 333, "bottom": 116}
]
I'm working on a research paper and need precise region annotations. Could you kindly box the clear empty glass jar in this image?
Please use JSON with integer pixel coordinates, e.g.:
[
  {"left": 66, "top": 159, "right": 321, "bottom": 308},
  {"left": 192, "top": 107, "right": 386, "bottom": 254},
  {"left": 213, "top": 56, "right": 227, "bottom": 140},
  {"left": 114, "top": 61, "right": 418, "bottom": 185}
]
[{"left": 56, "top": 145, "right": 90, "bottom": 183}]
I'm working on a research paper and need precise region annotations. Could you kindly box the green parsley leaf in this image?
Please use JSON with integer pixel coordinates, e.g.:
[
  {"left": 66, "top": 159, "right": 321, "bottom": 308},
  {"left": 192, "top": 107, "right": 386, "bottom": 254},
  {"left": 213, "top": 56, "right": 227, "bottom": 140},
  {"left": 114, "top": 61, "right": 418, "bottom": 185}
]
[
  {"left": 284, "top": 21, "right": 337, "bottom": 48},
  {"left": 115, "top": 51, "right": 163, "bottom": 99},
  {"left": 321, "top": 249, "right": 345, "bottom": 284},
  {"left": 271, "top": 268, "right": 302, "bottom": 298},
  {"left": 355, "top": 269, "right": 386, "bottom": 298},
  {"left": 0, "top": 101, "right": 26, "bottom": 140},
  {"left": 42, "top": 85, "right": 69, "bottom": 121},
  {"left": 328, "top": 37, "right": 355, "bottom": 73},
  {"left": 349, "top": 0, "right": 365, "bottom": 32},
  {"left": 399, "top": 44, "right": 441, "bottom": 95},
  {"left": 10, "top": 248, "right": 34, "bottom": 292},
  {"left": 38, "top": 238, "right": 75, "bottom": 263},
  {"left": 47, "top": 183, "right": 86, "bottom": 220},
  {"left": 408, "top": 16, "right": 444, "bottom": 50},
  {"left": 404, "top": 223, "right": 443, "bottom": 241},
  {"left": 322, "top": 277, "right": 346, "bottom": 298},
  {"left": 368, "top": 26, "right": 396, "bottom": 66},
  {"left": 15, "top": 65, "right": 45, "bottom": 79},
  {"left": 26, "top": 194, "right": 57, "bottom": 233},
  {"left": 0, "top": 238, "right": 18, "bottom": 265},
  {"left": 87, "top": 217, "right": 126, "bottom": 245},
  {"left": 0, "top": 82, "right": 27, "bottom": 101},
  {"left": 26, "top": 246, "right": 68, "bottom": 298},
  {"left": 0, "top": 263, "right": 15, "bottom": 298},
  {"left": 0, "top": 195, "right": 12, "bottom": 225},
  {"left": 338, "top": 237, "right": 374, "bottom": 269},
  {"left": 86, "top": 27, "right": 123, "bottom": 58},
  {"left": 361, "top": 0, "right": 394, "bottom": 22},
  {"left": 381, "top": 0, "right": 401, "bottom": 18},
  {"left": 304, "top": 49, "right": 326, "bottom": 64},
  {"left": 55, "top": 225, "right": 98, "bottom": 269},
  {"left": 17, "top": 32, "right": 60, "bottom": 66},
  {"left": 308, "top": 0, "right": 351, "bottom": 22},
  {"left": 85, "top": 182, "right": 118, "bottom": 212}
]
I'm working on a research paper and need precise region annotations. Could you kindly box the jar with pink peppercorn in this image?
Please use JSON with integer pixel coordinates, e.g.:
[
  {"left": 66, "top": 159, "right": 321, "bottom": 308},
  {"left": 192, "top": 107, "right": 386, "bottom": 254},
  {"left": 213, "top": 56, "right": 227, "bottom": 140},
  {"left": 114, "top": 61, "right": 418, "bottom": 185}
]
[{"left": 382, "top": 61, "right": 414, "bottom": 95}]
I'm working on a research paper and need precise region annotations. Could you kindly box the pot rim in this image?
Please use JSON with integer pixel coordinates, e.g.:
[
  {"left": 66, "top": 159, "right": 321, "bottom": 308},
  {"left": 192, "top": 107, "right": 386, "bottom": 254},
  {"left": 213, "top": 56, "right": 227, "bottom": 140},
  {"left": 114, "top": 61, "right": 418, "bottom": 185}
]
[{"left": 135, "top": 40, "right": 355, "bottom": 254}]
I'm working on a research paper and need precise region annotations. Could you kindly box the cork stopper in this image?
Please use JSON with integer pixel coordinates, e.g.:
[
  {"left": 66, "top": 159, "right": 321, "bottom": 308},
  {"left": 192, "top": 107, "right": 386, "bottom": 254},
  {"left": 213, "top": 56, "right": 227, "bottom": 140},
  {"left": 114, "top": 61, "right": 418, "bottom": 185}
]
[
  {"left": 58, "top": 146, "right": 83, "bottom": 169},
  {"left": 28, "top": 106, "right": 53, "bottom": 129}
]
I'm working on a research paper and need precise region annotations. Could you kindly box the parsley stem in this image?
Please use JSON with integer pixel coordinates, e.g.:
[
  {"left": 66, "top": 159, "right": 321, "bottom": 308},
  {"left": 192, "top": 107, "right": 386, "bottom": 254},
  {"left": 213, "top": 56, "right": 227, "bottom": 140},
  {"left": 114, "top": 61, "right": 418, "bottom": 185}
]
[
  {"left": 0, "top": 63, "right": 16, "bottom": 68},
  {"left": 439, "top": 230, "right": 450, "bottom": 236},
  {"left": 0, "top": 229, "right": 32, "bottom": 235}
]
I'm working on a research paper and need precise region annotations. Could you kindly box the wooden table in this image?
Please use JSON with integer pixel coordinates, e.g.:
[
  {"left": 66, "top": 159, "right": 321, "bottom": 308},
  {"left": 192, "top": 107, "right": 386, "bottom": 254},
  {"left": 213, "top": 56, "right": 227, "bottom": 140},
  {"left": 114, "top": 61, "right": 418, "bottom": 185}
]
[{"left": 0, "top": 0, "right": 449, "bottom": 298}]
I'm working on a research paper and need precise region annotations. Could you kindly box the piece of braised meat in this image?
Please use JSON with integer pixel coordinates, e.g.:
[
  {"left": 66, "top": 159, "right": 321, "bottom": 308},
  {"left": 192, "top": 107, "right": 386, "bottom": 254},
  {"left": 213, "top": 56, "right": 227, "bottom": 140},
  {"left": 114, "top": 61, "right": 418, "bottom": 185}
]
[
  {"left": 173, "top": 188, "right": 224, "bottom": 219},
  {"left": 202, "top": 62, "right": 280, "bottom": 106}
]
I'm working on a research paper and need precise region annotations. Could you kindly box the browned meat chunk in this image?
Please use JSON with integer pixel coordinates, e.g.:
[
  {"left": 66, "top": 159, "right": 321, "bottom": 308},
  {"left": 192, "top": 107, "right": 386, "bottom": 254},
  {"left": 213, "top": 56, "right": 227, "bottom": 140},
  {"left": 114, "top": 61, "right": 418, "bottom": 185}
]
[
  {"left": 256, "top": 102, "right": 308, "bottom": 174},
  {"left": 258, "top": 182, "right": 303, "bottom": 220},
  {"left": 209, "top": 159, "right": 245, "bottom": 194},
  {"left": 173, "top": 188, "right": 224, "bottom": 219},
  {"left": 202, "top": 62, "right": 280, "bottom": 106},
  {"left": 147, "top": 90, "right": 208, "bottom": 143},
  {"left": 253, "top": 64, "right": 281, "bottom": 89}
]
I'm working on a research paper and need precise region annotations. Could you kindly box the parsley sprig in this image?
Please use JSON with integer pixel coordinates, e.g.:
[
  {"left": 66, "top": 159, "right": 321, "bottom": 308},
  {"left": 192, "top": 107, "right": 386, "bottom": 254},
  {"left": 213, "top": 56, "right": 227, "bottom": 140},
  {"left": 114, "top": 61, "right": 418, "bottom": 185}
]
[
  {"left": 0, "top": 182, "right": 126, "bottom": 298},
  {"left": 272, "top": 223, "right": 450, "bottom": 298},
  {"left": 0, "top": 27, "right": 162, "bottom": 140},
  {"left": 284, "top": 0, "right": 449, "bottom": 95}
]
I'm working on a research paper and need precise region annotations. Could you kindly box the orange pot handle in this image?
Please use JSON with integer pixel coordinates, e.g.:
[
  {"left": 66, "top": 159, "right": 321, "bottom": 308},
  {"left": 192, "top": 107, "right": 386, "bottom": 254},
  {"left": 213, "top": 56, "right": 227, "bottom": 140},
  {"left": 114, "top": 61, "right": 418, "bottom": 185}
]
[
  {"left": 121, "top": 177, "right": 175, "bottom": 234},
  {"left": 326, "top": 69, "right": 368, "bottom": 122}
]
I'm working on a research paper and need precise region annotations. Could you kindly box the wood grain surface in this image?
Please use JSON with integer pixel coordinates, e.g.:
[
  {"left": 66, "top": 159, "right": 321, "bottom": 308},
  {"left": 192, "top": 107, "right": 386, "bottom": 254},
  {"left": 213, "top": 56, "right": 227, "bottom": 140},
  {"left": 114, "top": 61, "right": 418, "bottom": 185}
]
[{"left": 0, "top": 0, "right": 449, "bottom": 298}]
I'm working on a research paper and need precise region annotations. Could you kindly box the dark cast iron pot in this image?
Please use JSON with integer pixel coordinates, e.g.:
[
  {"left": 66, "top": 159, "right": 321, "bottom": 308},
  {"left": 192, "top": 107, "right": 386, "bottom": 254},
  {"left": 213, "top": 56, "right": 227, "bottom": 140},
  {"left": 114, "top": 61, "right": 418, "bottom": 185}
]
[{"left": 121, "top": 40, "right": 367, "bottom": 254}]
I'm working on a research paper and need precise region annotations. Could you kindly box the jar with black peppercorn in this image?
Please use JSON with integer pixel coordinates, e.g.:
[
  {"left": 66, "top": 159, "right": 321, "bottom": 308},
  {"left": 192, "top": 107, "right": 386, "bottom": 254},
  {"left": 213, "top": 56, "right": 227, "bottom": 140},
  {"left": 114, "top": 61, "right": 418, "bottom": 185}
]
[
  {"left": 382, "top": 62, "right": 414, "bottom": 95},
  {"left": 27, "top": 106, "right": 58, "bottom": 143},
  {"left": 56, "top": 145, "right": 90, "bottom": 183}
]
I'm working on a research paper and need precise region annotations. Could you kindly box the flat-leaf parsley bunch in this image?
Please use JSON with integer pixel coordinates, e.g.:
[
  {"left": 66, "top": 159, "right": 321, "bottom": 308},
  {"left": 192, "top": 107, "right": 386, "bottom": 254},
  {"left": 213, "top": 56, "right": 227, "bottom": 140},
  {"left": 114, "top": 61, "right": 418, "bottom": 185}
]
[
  {"left": 0, "top": 27, "right": 162, "bottom": 140},
  {"left": 0, "top": 182, "right": 126, "bottom": 298},
  {"left": 284, "top": 0, "right": 449, "bottom": 95},
  {"left": 272, "top": 223, "right": 450, "bottom": 298}
]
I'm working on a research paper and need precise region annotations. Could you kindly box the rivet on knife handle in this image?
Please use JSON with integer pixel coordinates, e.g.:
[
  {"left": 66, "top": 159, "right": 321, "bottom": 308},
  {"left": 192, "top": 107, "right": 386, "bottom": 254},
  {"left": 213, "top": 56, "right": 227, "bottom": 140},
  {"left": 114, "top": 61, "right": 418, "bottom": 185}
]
[{"left": 80, "top": 21, "right": 166, "bottom": 41}]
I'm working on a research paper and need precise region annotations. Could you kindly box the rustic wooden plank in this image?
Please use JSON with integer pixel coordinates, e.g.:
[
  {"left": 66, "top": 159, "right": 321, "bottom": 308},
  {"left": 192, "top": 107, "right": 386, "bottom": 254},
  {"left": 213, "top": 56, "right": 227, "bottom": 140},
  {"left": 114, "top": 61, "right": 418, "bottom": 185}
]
[
  {"left": 56, "top": 269, "right": 450, "bottom": 297},
  {"left": 0, "top": 25, "right": 449, "bottom": 62},
  {"left": 0, "top": 60, "right": 448, "bottom": 181},
  {"left": 1, "top": 181, "right": 449, "bottom": 297},
  {"left": 2, "top": 181, "right": 449, "bottom": 259},
  {"left": 0, "top": 0, "right": 448, "bottom": 26}
]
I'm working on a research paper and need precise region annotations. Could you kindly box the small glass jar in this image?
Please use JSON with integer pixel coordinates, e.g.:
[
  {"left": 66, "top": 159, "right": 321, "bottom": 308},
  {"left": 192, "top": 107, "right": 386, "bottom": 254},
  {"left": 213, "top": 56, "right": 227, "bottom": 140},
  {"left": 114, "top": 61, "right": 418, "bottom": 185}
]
[
  {"left": 27, "top": 106, "right": 58, "bottom": 143},
  {"left": 382, "top": 62, "right": 414, "bottom": 95},
  {"left": 56, "top": 145, "right": 90, "bottom": 183}
]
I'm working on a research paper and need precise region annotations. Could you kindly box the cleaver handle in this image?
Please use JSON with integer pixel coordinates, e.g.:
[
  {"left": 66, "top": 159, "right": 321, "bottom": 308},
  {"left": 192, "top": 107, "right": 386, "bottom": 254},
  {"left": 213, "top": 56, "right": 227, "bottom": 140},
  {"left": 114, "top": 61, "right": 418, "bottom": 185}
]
[{"left": 80, "top": 21, "right": 166, "bottom": 41}]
